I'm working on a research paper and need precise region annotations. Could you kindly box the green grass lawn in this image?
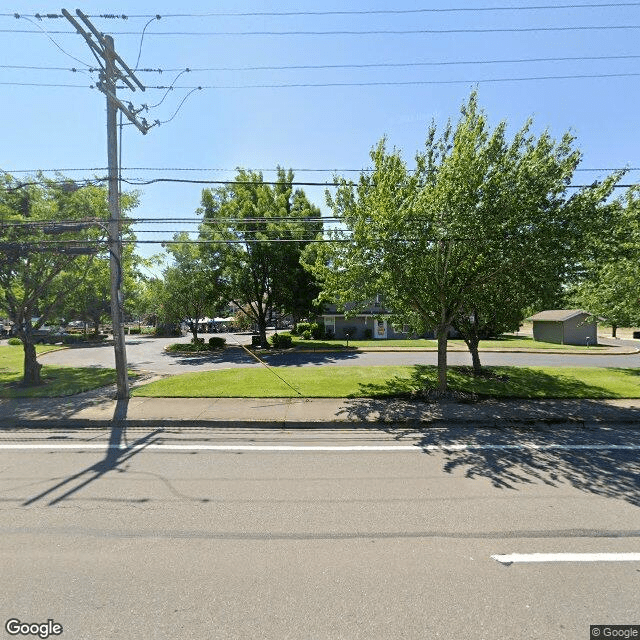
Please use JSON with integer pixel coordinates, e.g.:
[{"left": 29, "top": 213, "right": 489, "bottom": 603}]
[
  {"left": 132, "top": 365, "right": 640, "bottom": 399},
  {"left": 288, "top": 335, "right": 607, "bottom": 350},
  {"left": 0, "top": 344, "right": 118, "bottom": 397}
]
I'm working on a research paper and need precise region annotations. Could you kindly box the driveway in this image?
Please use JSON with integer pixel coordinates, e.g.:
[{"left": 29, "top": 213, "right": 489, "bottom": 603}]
[
  {"left": 29, "top": 333, "right": 260, "bottom": 374},
  {"left": 33, "top": 333, "right": 640, "bottom": 375}
]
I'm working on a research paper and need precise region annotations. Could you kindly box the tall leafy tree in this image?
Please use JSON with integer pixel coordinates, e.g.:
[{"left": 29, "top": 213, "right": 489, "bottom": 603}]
[
  {"left": 315, "top": 93, "right": 618, "bottom": 392},
  {"left": 569, "top": 187, "right": 640, "bottom": 335},
  {"left": 60, "top": 221, "right": 141, "bottom": 335},
  {"left": 0, "top": 174, "right": 137, "bottom": 385},
  {"left": 158, "top": 232, "right": 225, "bottom": 343},
  {"left": 198, "top": 168, "right": 322, "bottom": 347},
  {"left": 450, "top": 172, "right": 622, "bottom": 373}
]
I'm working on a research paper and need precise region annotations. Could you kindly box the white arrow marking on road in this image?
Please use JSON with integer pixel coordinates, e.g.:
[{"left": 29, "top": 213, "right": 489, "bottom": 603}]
[
  {"left": 0, "top": 443, "right": 639, "bottom": 452},
  {"left": 492, "top": 552, "right": 640, "bottom": 564}
]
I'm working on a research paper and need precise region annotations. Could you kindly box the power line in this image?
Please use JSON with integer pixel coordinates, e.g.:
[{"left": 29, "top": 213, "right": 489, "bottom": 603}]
[
  {"left": 3, "top": 166, "right": 638, "bottom": 174},
  {"left": 6, "top": 25, "right": 640, "bottom": 36},
  {"left": 152, "top": 86, "right": 201, "bottom": 125},
  {"left": 152, "top": 73, "right": 640, "bottom": 87},
  {"left": 0, "top": 81, "right": 90, "bottom": 87},
  {"left": 5, "top": 54, "right": 640, "bottom": 73},
  {"left": 6, "top": 4, "right": 640, "bottom": 18},
  {"left": 0, "top": 238, "right": 355, "bottom": 246},
  {"left": 2, "top": 175, "right": 635, "bottom": 191},
  {"left": 0, "top": 64, "right": 91, "bottom": 71},
  {"left": 4, "top": 71, "right": 640, "bottom": 90},
  {"left": 135, "top": 15, "right": 160, "bottom": 69},
  {"left": 1, "top": 216, "right": 339, "bottom": 227},
  {"left": 12, "top": 14, "right": 92, "bottom": 68}
]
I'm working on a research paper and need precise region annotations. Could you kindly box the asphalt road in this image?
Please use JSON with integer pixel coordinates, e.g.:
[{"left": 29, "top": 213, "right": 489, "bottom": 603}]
[
  {"left": 0, "top": 425, "right": 638, "bottom": 639},
  {"left": 31, "top": 334, "right": 640, "bottom": 375}
]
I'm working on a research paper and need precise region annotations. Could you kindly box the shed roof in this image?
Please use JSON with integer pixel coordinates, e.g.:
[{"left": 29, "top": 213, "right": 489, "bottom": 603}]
[{"left": 528, "top": 309, "right": 592, "bottom": 322}]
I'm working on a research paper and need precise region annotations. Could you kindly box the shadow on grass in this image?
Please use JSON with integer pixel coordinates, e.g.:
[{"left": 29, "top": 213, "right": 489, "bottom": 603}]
[
  {"left": 350, "top": 365, "right": 640, "bottom": 402},
  {"left": 0, "top": 365, "right": 118, "bottom": 398}
]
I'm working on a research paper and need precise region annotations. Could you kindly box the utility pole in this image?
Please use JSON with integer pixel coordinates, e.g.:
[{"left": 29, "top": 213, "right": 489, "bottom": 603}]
[
  {"left": 104, "top": 34, "right": 128, "bottom": 398},
  {"left": 62, "top": 9, "right": 150, "bottom": 399}
]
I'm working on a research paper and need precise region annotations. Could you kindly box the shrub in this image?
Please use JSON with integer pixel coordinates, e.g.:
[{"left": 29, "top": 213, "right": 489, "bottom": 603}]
[
  {"left": 301, "top": 330, "right": 312, "bottom": 340},
  {"left": 128, "top": 327, "right": 141, "bottom": 335},
  {"left": 295, "top": 322, "right": 324, "bottom": 339},
  {"left": 364, "top": 328, "right": 373, "bottom": 339},
  {"left": 85, "top": 334, "right": 107, "bottom": 342},
  {"left": 271, "top": 333, "right": 293, "bottom": 348},
  {"left": 8, "top": 337, "right": 22, "bottom": 345},
  {"left": 295, "top": 322, "right": 311, "bottom": 335},
  {"left": 191, "top": 337, "right": 205, "bottom": 344},
  {"left": 208, "top": 336, "right": 226, "bottom": 349}
]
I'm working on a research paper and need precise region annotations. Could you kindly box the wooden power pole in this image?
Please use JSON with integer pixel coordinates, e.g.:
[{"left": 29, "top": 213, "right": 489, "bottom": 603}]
[{"left": 62, "top": 9, "right": 150, "bottom": 399}]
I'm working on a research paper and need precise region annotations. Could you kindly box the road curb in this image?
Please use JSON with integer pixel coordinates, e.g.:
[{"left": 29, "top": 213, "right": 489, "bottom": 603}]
[
  {"left": 292, "top": 347, "right": 640, "bottom": 355},
  {"left": 3, "top": 415, "right": 640, "bottom": 430}
]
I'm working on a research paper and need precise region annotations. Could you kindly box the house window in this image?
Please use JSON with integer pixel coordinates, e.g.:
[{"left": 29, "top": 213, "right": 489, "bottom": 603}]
[{"left": 325, "top": 316, "right": 335, "bottom": 337}]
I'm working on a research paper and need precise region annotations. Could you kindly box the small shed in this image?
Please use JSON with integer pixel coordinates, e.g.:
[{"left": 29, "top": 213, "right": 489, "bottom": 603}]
[{"left": 529, "top": 310, "right": 598, "bottom": 346}]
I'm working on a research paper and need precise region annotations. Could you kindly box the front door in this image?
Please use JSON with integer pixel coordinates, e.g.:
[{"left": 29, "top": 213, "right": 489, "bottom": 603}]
[{"left": 375, "top": 318, "right": 387, "bottom": 339}]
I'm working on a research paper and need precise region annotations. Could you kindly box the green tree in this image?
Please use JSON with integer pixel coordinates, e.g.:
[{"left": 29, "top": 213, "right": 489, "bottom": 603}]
[
  {"left": 158, "top": 232, "right": 224, "bottom": 343},
  {"left": 315, "top": 93, "right": 620, "bottom": 392},
  {"left": 0, "top": 175, "right": 133, "bottom": 384},
  {"left": 198, "top": 168, "right": 322, "bottom": 347},
  {"left": 450, "top": 172, "right": 622, "bottom": 373},
  {"left": 570, "top": 187, "right": 640, "bottom": 335},
  {"left": 60, "top": 218, "right": 141, "bottom": 335}
]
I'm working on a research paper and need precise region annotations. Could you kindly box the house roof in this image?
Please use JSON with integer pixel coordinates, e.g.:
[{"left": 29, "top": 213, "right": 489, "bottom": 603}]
[{"left": 528, "top": 309, "right": 592, "bottom": 322}]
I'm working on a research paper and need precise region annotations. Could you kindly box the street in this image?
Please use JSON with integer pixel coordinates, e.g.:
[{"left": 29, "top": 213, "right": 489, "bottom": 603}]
[
  {"left": 0, "top": 425, "right": 638, "bottom": 639},
  {"left": 33, "top": 334, "right": 640, "bottom": 375}
]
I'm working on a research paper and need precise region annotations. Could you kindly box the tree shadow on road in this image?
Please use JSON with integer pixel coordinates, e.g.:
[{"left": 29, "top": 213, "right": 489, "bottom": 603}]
[
  {"left": 407, "top": 424, "right": 640, "bottom": 507},
  {"left": 335, "top": 365, "right": 640, "bottom": 507},
  {"left": 162, "top": 345, "right": 363, "bottom": 368},
  {"left": 162, "top": 345, "right": 259, "bottom": 367},
  {"left": 263, "top": 349, "right": 362, "bottom": 367}
]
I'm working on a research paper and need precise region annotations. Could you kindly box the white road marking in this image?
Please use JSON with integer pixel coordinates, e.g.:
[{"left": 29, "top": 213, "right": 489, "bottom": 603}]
[
  {"left": 492, "top": 552, "right": 640, "bottom": 564},
  {"left": 0, "top": 443, "right": 638, "bottom": 452}
]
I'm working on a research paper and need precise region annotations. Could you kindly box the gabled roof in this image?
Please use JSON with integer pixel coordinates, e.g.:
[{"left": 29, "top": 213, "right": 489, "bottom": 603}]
[{"left": 528, "top": 309, "right": 592, "bottom": 322}]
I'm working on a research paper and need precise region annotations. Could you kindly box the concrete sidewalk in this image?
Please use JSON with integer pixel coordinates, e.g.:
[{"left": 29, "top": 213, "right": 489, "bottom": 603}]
[{"left": 2, "top": 391, "right": 640, "bottom": 429}]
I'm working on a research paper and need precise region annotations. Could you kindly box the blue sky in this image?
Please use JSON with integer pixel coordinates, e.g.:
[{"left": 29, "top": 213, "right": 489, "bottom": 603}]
[{"left": 2, "top": 1, "right": 639, "bottom": 274}]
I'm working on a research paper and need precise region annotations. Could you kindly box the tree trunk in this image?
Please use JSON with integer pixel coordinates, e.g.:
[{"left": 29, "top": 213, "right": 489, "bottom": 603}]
[
  {"left": 459, "top": 310, "right": 483, "bottom": 375},
  {"left": 612, "top": 324, "right": 617, "bottom": 338},
  {"left": 22, "top": 339, "right": 43, "bottom": 386},
  {"left": 191, "top": 324, "right": 199, "bottom": 343},
  {"left": 93, "top": 319, "right": 100, "bottom": 336},
  {"left": 257, "top": 313, "right": 269, "bottom": 348},
  {"left": 436, "top": 324, "right": 448, "bottom": 394},
  {"left": 464, "top": 335, "right": 482, "bottom": 375}
]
